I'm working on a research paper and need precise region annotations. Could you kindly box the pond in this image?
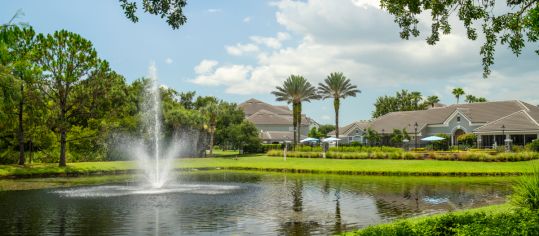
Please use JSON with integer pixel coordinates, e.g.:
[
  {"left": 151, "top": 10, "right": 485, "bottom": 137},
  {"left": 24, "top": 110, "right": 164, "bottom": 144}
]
[{"left": 0, "top": 171, "right": 514, "bottom": 235}]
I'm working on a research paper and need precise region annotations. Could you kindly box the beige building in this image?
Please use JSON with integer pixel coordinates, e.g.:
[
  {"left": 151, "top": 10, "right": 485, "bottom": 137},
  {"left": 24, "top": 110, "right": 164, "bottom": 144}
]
[
  {"left": 333, "top": 100, "right": 539, "bottom": 147},
  {"left": 239, "top": 98, "right": 318, "bottom": 143}
]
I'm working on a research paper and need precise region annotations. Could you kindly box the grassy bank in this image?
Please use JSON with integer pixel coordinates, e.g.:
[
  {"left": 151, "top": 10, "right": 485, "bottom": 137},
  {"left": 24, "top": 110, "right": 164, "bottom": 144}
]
[
  {"left": 345, "top": 204, "right": 539, "bottom": 235},
  {"left": 1, "top": 156, "right": 538, "bottom": 178}
]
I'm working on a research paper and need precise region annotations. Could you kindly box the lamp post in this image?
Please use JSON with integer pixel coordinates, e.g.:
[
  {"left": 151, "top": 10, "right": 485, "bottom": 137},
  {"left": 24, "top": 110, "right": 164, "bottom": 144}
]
[
  {"left": 414, "top": 122, "right": 418, "bottom": 149},
  {"left": 381, "top": 129, "right": 385, "bottom": 147}
]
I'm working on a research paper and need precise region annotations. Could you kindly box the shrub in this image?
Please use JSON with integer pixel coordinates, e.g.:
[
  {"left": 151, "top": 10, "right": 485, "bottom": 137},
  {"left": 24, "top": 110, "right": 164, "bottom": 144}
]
[
  {"left": 458, "top": 133, "right": 477, "bottom": 147},
  {"left": 432, "top": 133, "right": 450, "bottom": 150},
  {"left": 526, "top": 139, "right": 539, "bottom": 152},
  {"left": 511, "top": 169, "right": 539, "bottom": 210}
]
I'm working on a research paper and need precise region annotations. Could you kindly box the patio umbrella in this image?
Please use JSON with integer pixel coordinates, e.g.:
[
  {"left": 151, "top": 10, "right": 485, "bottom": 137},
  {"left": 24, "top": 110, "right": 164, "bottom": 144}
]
[
  {"left": 421, "top": 136, "right": 446, "bottom": 141},
  {"left": 322, "top": 137, "right": 341, "bottom": 142},
  {"left": 300, "top": 137, "right": 319, "bottom": 143}
]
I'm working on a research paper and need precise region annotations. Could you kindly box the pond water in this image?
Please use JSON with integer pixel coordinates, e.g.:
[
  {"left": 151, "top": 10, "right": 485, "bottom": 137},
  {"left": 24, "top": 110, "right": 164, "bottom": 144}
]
[{"left": 0, "top": 171, "right": 513, "bottom": 235}]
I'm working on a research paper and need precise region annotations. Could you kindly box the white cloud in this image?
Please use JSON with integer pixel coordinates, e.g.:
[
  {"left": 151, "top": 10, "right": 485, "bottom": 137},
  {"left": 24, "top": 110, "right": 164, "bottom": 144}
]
[
  {"left": 194, "top": 60, "right": 219, "bottom": 74},
  {"left": 225, "top": 43, "right": 259, "bottom": 56},
  {"left": 192, "top": 0, "right": 538, "bottom": 103},
  {"left": 321, "top": 115, "right": 331, "bottom": 121},
  {"left": 165, "top": 58, "right": 173, "bottom": 64},
  {"left": 250, "top": 32, "right": 290, "bottom": 49},
  {"left": 243, "top": 17, "right": 251, "bottom": 23},
  {"left": 207, "top": 9, "right": 222, "bottom": 13}
]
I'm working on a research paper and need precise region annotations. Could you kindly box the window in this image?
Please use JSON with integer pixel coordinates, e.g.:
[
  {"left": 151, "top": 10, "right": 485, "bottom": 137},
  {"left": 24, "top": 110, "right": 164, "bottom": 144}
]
[{"left": 457, "top": 116, "right": 461, "bottom": 122}]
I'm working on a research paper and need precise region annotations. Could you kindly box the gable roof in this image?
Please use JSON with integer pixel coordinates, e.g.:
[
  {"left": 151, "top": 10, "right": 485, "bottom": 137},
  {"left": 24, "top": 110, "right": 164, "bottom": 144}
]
[
  {"left": 474, "top": 110, "right": 539, "bottom": 133},
  {"left": 329, "top": 121, "right": 371, "bottom": 136},
  {"left": 246, "top": 109, "right": 292, "bottom": 125},
  {"left": 368, "top": 100, "right": 531, "bottom": 133},
  {"left": 239, "top": 98, "right": 292, "bottom": 116}
]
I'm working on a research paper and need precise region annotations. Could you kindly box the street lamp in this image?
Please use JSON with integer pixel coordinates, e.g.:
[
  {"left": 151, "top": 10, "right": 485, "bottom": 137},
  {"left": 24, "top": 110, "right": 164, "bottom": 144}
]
[
  {"left": 381, "top": 129, "right": 385, "bottom": 146},
  {"left": 414, "top": 122, "right": 418, "bottom": 149}
]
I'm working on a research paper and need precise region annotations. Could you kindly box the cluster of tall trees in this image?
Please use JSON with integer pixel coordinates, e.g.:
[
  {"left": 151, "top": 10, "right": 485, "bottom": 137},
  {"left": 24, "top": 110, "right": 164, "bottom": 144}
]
[
  {"left": 372, "top": 90, "right": 440, "bottom": 118},
  {"left": 452, "top": 87, "right": 487, "bottom": 104},
  {"left": 272, "top": 72, "right": 360, "bottom": 145},
  {"left": 373, "top": 88, "right": 489, "bottom": 118},
  {"left": 0, "top": 25, "right": 258, "bottom": 166}
]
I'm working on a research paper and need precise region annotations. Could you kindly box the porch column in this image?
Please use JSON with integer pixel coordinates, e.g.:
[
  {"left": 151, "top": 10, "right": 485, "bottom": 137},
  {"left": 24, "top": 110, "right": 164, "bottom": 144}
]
[{"left": 505, "top": 134, "right": 512, "bottom": 152}]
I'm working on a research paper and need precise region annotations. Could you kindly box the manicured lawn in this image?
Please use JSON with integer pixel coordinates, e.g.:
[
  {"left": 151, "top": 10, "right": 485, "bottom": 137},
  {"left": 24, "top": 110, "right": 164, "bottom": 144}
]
[{"left": 1, "top": 155, "right": 538, "bottom": 178}]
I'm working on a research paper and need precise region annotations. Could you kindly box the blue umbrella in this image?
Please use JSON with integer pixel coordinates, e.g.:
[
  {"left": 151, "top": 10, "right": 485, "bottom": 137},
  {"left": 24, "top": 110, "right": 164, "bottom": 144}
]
[
  {"left": 300, "top": 137, "right": 319, "bottom": 143},
  {"left": 421, "top": 136, "right": 446, "bottom": 141}
]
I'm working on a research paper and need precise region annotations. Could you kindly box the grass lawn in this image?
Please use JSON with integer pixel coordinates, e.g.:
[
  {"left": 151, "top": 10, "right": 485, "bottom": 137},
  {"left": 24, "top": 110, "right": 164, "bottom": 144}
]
[{"left": 1, "top": 155, "right": 538, "bottom": 178}]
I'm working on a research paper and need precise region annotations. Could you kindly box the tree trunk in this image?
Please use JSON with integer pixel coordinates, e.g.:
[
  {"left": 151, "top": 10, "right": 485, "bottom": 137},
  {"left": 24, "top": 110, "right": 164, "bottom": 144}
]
[
  {"left": 17, "top": 84, "right": 25, "bottom": 165},
  {"left": 59, "top": 130, "right": 67, "bottom": 167},
  {"left": 334, "top": 98, "right": 340, "bottom": 139},
  {"left": 297, "top": 102, "right": 302, "bottom": 143},
  {"left": 209, "top": 127, "right": 215, "bottom": 157},
  {"left": 292, "top": 103, "right": 298, "bottom": 146}
]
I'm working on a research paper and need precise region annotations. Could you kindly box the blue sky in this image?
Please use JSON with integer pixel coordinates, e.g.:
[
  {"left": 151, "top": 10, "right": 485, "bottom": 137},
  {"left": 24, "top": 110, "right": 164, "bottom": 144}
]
[{"left": 2, "top": 0, "right": 538, "bottom": 126}]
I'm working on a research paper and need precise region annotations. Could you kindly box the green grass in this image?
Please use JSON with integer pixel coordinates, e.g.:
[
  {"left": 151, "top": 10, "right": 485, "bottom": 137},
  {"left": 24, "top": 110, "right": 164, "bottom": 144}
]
[{"left": 1, "top": 156, "right": 538, "bottom": 178}]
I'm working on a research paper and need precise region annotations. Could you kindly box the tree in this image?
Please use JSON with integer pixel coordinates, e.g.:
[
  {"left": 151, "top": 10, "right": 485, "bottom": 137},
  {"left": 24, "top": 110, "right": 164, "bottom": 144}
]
[
  {"left": 0, "top": 25, "right": 40, "bottom": 165},
  {"left": 119, "top": 0, "right": 187, "bottom": 29},
  {"left": 458, "top": 133, "right": 477, "bottom": 147},
  {"left": 308, "top": 127, "right": 323, "bottom": 139},
  {"left": 465, "top": 95, "right": 487, "bottom": 103},
  {"left": 425, "top": 95, "right": 440, "bottom": 108},
  {"left": 364, "top": 128, "right": 380, "bottom": 146},
  {"left": 372, "top": 90, "right": 430, "bottom": 118},
  {"left": 318, "top": 72, "right": 360, "bottom": 138},
  {"left": 452, "top": 88, "right": 465, "bottom": 104},
  {"left": 271, "top": 75, "right": 319, "bottom": 145},
  {"left": 202, "top": 100, "right": 221, "bottom": 157},
  {"left": 229, "top": 120, "right": 261, "bottom": 153},
  {"left": 35, "top": 30, "right": 100, "bottom": 167},
  {"left": 318, "top": 124, "right": 336, "bottom": 138},
  {"left": 390, "top": 128, "right": 410, "bottom": 147},
  {"left": 380, "top": 0, "right": 539, "bottom": 78}
]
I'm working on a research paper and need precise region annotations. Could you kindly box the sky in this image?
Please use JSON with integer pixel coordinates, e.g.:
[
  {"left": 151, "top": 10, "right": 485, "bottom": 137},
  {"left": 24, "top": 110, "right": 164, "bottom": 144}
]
[{"left": 2, "top": 0, "right": 538, "bottom": 126}]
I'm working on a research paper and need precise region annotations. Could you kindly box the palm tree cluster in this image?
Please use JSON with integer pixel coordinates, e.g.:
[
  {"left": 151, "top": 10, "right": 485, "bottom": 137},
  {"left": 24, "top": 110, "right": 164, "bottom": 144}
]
[
  {"left": 372, "top": 90, "right": 439, "bottom": 118},
  {"left": 271, "top": 72, "right": 360, "bottom": 145},
  {"left": 452, "top": 87, "right": 488, "bottom": 104}
]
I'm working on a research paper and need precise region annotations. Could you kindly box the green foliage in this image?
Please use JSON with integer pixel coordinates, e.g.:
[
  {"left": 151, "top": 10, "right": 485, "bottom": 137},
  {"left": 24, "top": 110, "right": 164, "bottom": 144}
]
[
  {"left": 512, "top": 169, "right": 539, "bottom": 210},
  {"left": 526, "top": 139, "right": 539, "bottom": 152},
  {"left": 119, "top": 0, "right": 187, "bottom": 29},
  {"left": 458, "top": 133, "right": 477, "bottom": 147},
  {"left": 317, "top": 124, "right": 335, "bottom": 138},
  {"left": 431, "top": 133, "right": 450, "bottom": 151},
  {"left": 372, "top": 90, "right": 433, "bottom": 118},
  {"left": 353, "top": 207, "right": 539, "bottom": 235},
  {"left": 380, "top": 0, "right": 539, "bottom": 78},
  {"left": 452, "top": 87, "right": 465, "bottom": 104},
  {"left": 308, "top": 127, "right": 323, "bottom": 139},
  {"left": 318, "top": 72, "right": 360, "bottom": 138},
  {"left": 271, "top": 74, "right": 319, "bottom": 145},
  {"left": 465, "top": 94, "right": 487, "bottom": 103}
]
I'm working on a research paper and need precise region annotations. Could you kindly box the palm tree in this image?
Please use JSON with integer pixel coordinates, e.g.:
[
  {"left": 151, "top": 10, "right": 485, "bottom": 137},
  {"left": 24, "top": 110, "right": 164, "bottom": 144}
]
[
  {"left": 202, "top": 101, "right": 221, "bottom": 157},
  {"left": 425, "top": 95, "right": 440, "bottom": 108},
  {"left": 452, "top": 88, "right": 465, "bottom": 104},
  {"left": 318, "top": 72, "right": 360, "bottom": 138},
  {"left": 271, "top": 75, "right": 319, "bottom": 145}
]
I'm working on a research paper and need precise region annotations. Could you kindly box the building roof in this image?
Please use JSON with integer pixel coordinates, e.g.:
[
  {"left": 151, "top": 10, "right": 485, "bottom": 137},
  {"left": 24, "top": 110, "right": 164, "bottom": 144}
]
[
  {"left": 474, "top": 110, "right": 539, "bottom": 133},
  {"left": 328, "top": 121, "right": 370, "bottom": 136},
  {"left": 368, "top": 100, "right": 531, "bottom": 133},
  {"left": 240, "top": 98, "right": 313, "bottom": 126},
  {"left": 239, "top": 98, "right": 291, "bottom": 116}
]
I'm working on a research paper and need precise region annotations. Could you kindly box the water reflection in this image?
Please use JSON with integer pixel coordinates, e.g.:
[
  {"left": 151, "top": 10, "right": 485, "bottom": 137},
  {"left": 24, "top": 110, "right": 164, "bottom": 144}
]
[{"left": 0, "top": 172, "right": 513, "bottom": 235}]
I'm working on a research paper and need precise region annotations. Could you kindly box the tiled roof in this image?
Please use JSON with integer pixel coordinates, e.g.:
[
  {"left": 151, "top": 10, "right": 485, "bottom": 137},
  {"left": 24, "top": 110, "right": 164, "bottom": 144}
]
[
  {"left": 246, "top": 109, "right": 292, "bottom": 125},
  {"left": 474, "top": 110, "right": 539, "bottom": 133},
  {"left": 239, "top": 98, "right": 291, "bottom": 116},
  {"left": 368, "top": 100, "right": 529, "bottom": 133},
  {"left": 329, "top": 121, "right": 371, "bottom": 136}
]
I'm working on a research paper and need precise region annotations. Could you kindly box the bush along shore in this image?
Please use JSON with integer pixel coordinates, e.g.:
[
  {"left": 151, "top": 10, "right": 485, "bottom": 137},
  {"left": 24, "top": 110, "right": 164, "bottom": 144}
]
[
  {"left": 346, "top": 170, "right": 539, "bottom": 235},
  {"left": 267, "top": 150, "right": 539, "bottom": 162}
]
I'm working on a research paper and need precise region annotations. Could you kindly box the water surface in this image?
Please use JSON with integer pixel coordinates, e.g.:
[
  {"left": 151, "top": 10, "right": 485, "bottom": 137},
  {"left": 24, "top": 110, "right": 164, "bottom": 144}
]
[{"left": 0, "top": 171, "right": 513, "bottom": 235}]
